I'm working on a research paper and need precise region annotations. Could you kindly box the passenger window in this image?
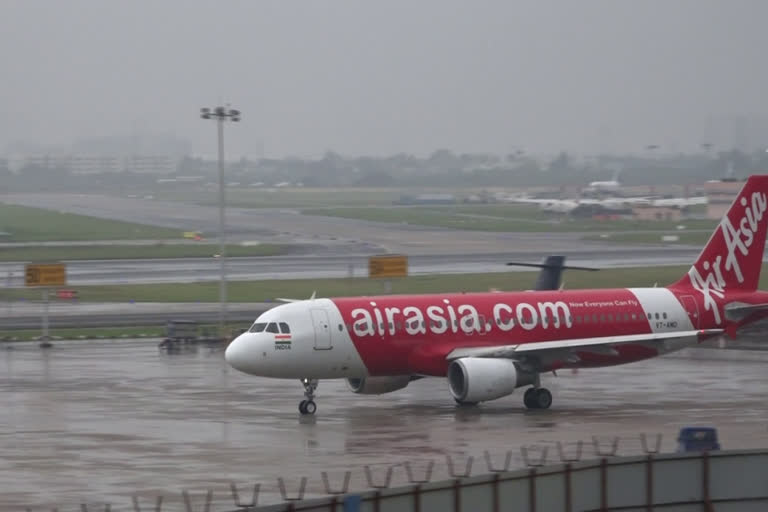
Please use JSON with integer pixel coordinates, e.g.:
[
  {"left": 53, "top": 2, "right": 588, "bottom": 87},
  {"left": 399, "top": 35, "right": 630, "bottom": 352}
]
[
  {"left": 647, "top": 313, "right": 652, "bottom": 320},
  {"left": 632, "top": 313, "right": 637, "bottom": 320},
  {"left": 607, "top": 314, "right": 613, "bottom": 323},
  {"left": 338, "top": 324, "right": 344, "bottom": 331},
  {"left": 249, "top": 322, "right": 267, "bottom": 333},
  {"left": 662, "top": 312, "right": 667, "bottom": 319},
  {"left": 654, "top": 313, "right": 659, "bottom": 320},
  {"left": 600, "top": 314, "right": 606, "bottom": 323},
  {"left": 265, "top": 323, "right": 279, "bottom": 333},
  {"left": 624, "top": 313, "right": 630, "bottom": 322},
  {"left": 279, "top": 322, "right": 290, "bottom": 334}
]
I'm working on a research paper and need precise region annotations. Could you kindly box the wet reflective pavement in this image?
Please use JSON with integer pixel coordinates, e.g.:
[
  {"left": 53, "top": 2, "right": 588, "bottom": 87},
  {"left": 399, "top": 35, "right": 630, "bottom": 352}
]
[{"left": 2, "top": 340, "right": 768, "bottom": 511}]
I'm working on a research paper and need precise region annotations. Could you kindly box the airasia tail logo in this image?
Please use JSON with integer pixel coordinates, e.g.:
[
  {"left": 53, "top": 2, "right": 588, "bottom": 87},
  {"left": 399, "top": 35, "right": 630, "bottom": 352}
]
[{"left": 688, "top": 191, "right": 768, "bottom": 324}]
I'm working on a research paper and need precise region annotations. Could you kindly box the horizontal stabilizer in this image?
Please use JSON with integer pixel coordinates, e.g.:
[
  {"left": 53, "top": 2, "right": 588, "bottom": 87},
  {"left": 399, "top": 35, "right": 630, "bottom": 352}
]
[{"left": 724, "top": 302, "right": 768, "bottom": 322}]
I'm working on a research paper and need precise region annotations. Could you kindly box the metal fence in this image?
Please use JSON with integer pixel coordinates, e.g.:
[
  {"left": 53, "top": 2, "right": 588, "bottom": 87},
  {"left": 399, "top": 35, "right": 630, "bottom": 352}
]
[{"left": 22, "top": 433, "right": 768, "bottom": 512}]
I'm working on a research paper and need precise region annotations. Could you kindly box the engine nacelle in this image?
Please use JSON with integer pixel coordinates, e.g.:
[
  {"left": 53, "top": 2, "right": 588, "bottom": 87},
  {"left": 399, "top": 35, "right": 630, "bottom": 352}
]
[
  {"left": 347, "top": 376, "right": 411, "bottom": 395},
  {"left": 448, "top": 357, "right": 528, "bottom": 403}
]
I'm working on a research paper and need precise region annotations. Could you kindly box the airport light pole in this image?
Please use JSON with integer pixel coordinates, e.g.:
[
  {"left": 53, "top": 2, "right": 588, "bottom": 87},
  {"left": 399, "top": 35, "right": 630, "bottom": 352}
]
[{"left": 200, "top": 105, "right": 241, "bottom": 338}]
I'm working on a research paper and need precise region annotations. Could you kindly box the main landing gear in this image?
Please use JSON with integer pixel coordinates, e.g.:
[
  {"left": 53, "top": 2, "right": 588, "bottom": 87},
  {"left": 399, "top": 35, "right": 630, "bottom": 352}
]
[
  {"left": 523, "top": 387, "right": 552, "bottom": 410},
  {"left": 299, "top": 378, "right": 318, "bottom": 415}
]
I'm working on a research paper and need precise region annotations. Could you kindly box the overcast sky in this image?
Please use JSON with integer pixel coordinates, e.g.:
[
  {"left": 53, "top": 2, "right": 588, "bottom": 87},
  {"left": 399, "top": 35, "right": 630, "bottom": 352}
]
[{"left": 2, "top": 0, "right": 767, "bottom": 158}]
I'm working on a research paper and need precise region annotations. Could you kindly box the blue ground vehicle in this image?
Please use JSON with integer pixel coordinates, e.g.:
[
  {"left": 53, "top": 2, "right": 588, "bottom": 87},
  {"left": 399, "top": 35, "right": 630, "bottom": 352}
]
[{"left": 676, "top": 427, "right": 721, "bottom": 452}]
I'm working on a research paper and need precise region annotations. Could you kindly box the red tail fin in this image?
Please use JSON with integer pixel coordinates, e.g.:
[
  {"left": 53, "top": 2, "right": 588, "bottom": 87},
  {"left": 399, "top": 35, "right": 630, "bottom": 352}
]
[{"left": 673, "top": 175, "right": 768, "bottom": 296}]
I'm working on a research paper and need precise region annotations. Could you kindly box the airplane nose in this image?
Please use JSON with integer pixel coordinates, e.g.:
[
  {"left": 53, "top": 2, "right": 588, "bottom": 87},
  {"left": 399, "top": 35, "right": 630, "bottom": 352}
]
[{"left": 225, "top": 334, "right": 250, "bottom": 372}]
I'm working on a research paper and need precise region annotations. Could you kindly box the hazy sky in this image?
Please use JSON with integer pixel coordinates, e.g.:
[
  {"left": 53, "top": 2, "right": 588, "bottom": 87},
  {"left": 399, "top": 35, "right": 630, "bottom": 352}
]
[{"left": 2, "top": 0, "right": 767, "bottom": 158}]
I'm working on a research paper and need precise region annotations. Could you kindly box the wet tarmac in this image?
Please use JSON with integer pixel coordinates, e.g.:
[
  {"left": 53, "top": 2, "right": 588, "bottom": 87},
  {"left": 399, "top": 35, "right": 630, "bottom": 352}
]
[{"left": 2, "top": 340, "right": 768, "bottom": 511}]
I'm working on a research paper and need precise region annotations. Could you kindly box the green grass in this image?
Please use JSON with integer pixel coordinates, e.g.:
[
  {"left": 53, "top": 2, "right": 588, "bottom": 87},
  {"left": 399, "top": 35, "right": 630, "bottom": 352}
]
[
  {"left": 301, "top": 206, "right": 718, "bottom": 233},
  {"left": 583, "top": 232, "right": 712, "bottom": 245},
  {"left": 0, "top": 243, "right": 287, "bottom": 262},
  {"left": 0, "top": 203, "right": 182, "bottom": 242},
  {"left": 0, "top": 266, "right": 701, "bottom": 303}
]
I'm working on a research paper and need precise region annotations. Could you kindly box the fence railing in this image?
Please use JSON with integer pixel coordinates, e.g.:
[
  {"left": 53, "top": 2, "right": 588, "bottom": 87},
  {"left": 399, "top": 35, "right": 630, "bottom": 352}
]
[{"left": 19, "top": 432, "right": 722, "bottom": 512}]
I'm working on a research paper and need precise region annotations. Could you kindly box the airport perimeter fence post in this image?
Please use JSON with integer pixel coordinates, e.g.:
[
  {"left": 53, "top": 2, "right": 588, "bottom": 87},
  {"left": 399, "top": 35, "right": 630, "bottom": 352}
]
[
  {"left": 321, "top": 471, "right": 352, "bottom": 494},
  {"left": 521, "top": 445, "right": 549, "bottom": 467},
  {"left": 364, "top": 465, "right": 394, "bottom": 512},
  {"left": 702, "top": 451, "right": 714, "bottom": 512},
  {"left": 483, "top": 450, "right": 513, "bottom": 472},
  {"left": 445, "top": 455, "right": 474, "bottom": 478},
  {"left": 639, "top": 433, "right": 663, "bottom": 454},
  {"left": 363, "top": 465, "right": 394, "bottom": 489},
  {"left": 277, "top": 477, "right": 308, "bottom": 501},
  {"left": 403, "top": 461, "right": 434, "bottom": 484},
  {"left": 556, "top": 440, "right": 583, "bottom": 463},
  {"left": 132, "top": 495, "right": 163, "bottom": 512},
  {"left": 564, "top": 463, "right": 573, "bottom": 512},
  {"left": 645, "top": 454, "right": 654, "bottom": 512},
  {"left": 528, "top": 468, "right": 538, "bottom": 512},
  {"left": 592, "top": 436, "right": 619, "bottom": 457},
  {"left": 600, "top": 458, "right": 608, "bottom": 512},
  {"left": 181, "top": 490, "right": 212, "bottom": 512},
  {"left": 229, "top": 483, "right": 260, "bottom": 510}
]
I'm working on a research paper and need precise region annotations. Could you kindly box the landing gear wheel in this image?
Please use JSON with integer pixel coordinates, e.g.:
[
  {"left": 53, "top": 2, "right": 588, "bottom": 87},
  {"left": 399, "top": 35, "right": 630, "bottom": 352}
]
[
  {"left": 303, "top": 400, "right": 317, "bottom": 415},
  {"left": 299, "top": 400, "right": 308, "bottom": 414},
  {"left": 523, "top": 388, "right": 537, "bottom": 409},
  {"left": 534, "top": 388, "right": 552, "bottom": 409},
  {"left": 524, "top": 387, "right": 552, "bottom": 409}
]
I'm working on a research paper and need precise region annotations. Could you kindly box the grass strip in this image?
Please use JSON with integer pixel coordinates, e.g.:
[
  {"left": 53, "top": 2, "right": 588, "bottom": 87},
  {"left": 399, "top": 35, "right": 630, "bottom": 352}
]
[{"left": 0, "top": 203, "right": 183, "bottom": 242}]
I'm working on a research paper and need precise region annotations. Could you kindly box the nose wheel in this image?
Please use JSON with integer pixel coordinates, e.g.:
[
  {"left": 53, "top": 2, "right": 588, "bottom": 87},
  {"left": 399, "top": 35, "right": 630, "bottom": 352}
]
[{"left": 299, "top": 378, "right": 318, "bottom": 415}]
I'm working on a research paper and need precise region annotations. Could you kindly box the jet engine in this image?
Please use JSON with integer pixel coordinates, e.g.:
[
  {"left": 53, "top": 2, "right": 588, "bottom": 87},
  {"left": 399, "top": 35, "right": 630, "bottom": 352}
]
[
  {"left": 448, "top": 357, "right": 530, "bottom": 404},
  {"left": 347, "top": 376, "right": 411, "bottom": 395}
]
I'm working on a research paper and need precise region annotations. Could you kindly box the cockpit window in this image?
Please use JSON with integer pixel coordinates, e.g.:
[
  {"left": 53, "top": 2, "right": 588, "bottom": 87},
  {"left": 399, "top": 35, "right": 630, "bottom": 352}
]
[
  {"left": 279, "top": 322, "right": 290, "bottom": 334},
  {"left": 266, "top": 322, "right": 279, "bottom": 333},
  {"left": 249, "top": 322, "right": 267, "bottom": 333}
]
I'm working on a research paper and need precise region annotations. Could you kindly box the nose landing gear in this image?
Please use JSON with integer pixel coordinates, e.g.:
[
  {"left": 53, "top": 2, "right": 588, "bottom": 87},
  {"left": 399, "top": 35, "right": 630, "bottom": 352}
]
[{"left": 299, "top": 378, "right": 318, "bottom": 415}]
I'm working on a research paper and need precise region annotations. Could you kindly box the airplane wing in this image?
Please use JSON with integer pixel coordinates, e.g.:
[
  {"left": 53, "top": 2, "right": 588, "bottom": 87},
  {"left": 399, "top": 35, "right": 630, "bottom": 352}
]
[{"left": 446, "top": 329, "right": 723, "bottom": 361}]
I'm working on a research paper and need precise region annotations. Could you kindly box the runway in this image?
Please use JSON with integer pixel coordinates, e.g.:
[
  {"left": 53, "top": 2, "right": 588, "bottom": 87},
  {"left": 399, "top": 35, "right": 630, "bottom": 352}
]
[
  {"left": 2, "top": 340, "right": 767, "bottom": 510},
  {"left": 0, "top": 249, "right": 709, "bottom": 287}
]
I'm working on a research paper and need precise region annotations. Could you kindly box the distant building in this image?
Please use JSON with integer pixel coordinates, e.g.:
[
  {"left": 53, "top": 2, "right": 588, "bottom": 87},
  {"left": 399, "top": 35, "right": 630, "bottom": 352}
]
[
  {"left": 632, "top": 206, "right": 683, "bottom": 222},
  {"left": 703, "top": 180, "right": 744, "bottom": 219},
  {"left": 122, "top": 155, "right": 175, "bottom": 174}
]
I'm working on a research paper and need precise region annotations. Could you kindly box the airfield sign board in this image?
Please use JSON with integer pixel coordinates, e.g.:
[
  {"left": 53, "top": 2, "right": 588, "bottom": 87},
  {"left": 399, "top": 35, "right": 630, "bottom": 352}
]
[
  {"left": 25, "top": 263, "right": 66, "bottom": 287},
  {"left": 368, "top": 255, "right": 408, "bottom": 278}
]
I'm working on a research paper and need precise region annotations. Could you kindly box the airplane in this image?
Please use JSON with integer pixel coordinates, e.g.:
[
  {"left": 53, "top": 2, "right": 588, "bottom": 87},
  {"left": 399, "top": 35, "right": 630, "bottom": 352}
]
[
  {"left": 584, "top": 169, "right": 622, "bottom": 194},
  {"left": 225, "top": 175, "right": 768, "bottom": 415}
]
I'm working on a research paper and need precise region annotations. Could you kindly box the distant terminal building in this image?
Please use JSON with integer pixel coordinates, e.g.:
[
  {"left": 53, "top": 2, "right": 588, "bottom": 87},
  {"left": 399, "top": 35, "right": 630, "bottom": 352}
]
[
  {"left": 8, "top": 153, "right": 177, "bottom": 175},
  {"left": 632, "top": 205, "right": 683, "bottom": 222},
  {"left": 704, "top": 179, "right": 744, "bottom": 219},
  {"left": 122, "top": 155, "right": 175, "bottom": 174}
]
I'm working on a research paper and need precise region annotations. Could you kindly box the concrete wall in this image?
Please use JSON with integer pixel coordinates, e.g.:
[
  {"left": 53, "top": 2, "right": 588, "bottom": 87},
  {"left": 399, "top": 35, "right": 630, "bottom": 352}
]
[{"left": 249, "top": 449, "right": 768, "bottom": 512}]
